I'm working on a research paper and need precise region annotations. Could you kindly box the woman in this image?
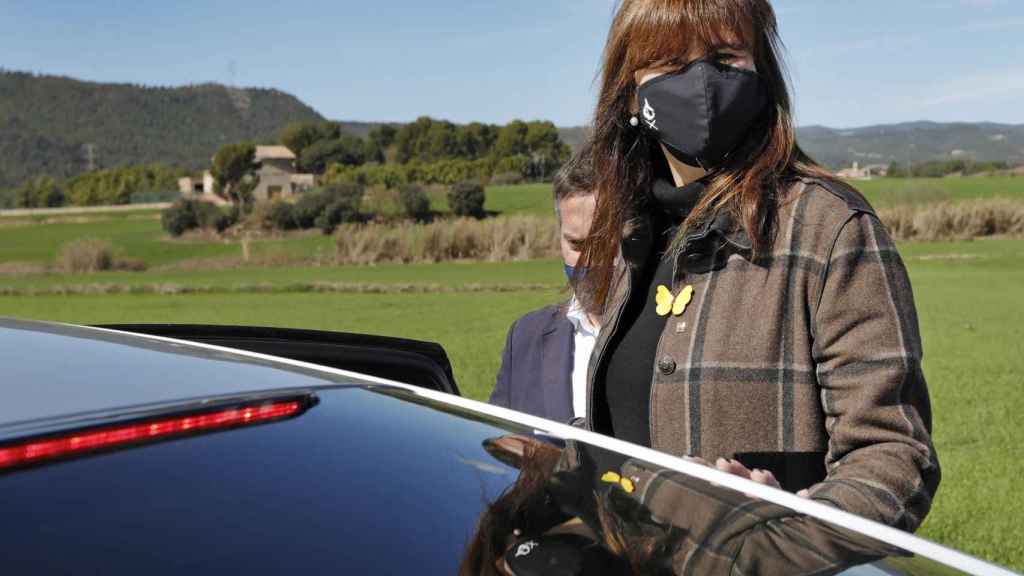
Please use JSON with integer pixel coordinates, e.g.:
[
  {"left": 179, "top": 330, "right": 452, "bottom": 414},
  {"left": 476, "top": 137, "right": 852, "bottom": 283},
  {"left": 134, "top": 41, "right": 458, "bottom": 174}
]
[{"left": 575, "top": 0, "right": 939, "bottom": 531}]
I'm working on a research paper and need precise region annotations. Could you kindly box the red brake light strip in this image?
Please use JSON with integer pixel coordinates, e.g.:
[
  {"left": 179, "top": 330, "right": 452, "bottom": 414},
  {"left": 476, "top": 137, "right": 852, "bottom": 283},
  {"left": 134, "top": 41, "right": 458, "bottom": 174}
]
[{"left": 0, "top": 400, "right": 301, "bottom": 470}]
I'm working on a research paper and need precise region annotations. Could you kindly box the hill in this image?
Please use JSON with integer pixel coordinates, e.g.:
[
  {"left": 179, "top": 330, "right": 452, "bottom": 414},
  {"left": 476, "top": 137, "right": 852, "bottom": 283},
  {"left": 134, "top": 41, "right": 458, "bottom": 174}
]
[
  {"left": 796, "top": 121, "right": 1024, "bottom": 169},
  {"left": 555, "top": 122, "right": 1024, "bottom": 169},
  {"left": 0, "top": 70, "right": 324, "bottom": 190}
]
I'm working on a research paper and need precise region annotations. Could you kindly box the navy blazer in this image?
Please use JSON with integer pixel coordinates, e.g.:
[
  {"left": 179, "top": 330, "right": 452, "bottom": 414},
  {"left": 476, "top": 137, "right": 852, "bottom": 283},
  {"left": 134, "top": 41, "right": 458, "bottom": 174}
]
[{"left": 489, "top": 304, "right": 575, "bottom": 423}]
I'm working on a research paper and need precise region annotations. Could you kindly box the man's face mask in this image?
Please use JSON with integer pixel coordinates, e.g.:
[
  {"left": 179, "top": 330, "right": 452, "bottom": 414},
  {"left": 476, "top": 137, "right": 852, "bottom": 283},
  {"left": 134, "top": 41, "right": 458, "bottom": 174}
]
[
  {"left": 635, "top": 57, "right": 768, "bottom": 169},
  {"left": 564, "top": 264, "right": 587, "bottom": 286}
]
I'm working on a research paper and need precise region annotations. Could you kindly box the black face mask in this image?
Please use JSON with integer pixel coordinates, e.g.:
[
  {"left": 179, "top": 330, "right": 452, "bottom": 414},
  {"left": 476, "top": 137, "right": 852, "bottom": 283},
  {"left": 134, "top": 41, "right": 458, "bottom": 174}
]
[{"left": 635, "top": 57, "right": 768, "bottom": 169}]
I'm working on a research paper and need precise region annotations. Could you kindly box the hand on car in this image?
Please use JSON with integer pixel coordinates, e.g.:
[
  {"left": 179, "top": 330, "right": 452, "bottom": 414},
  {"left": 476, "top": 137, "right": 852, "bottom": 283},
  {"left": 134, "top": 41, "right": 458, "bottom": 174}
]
[
  {"left": 713, "top": 457, "right": 782, "bottom": 489},
  {"left": 685, "top": 455, "right": 817, "bottom": 498},
  {"left": 683, "top": 455, "right": 782, "bottom": 490}
]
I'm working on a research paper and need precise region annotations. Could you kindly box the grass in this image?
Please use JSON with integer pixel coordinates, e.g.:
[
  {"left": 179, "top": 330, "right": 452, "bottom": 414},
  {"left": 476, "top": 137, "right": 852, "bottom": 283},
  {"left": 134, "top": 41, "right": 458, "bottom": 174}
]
[
  {"left": 900, "top": 238, "right": 1024, "bottom": 569},
  {"left": 485, "top": 183, "right": 556, "bottom": 216},
  {"left": 0, "top": 214, "right": 237, "bottom": 266},
  {"left": 856, "top": 176, "right": 1024, "bottom": 208},
  {"left": 0, "top": 259, "right": 565, "bottom": 291}
]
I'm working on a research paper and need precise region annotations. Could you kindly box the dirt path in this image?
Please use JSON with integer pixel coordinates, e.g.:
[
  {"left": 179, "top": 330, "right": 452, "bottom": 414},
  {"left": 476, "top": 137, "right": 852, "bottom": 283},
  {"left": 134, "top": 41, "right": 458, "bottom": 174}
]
[{"left": 0, "top": 202, "right": 170, "bottom": 218}]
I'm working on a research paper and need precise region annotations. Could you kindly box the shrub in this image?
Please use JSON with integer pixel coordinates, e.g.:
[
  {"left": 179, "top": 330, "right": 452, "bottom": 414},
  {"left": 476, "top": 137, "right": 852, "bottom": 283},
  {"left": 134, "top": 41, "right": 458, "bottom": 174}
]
[
  {"left": 316, "top": 199, "right": 360, "bottom": 234},
  {"left": 161, "top": 199, "right": 231, "bottom": 236},
  {"left": 292, "top": 189, "right": 332, "bottom": 229},
  {"left": 161, "top": 200, "right": 199, "bottom": 237},
  {"left": 195, "top": 201, "right": 232, "bottom": 232},
  {"left": 57, "top": 238, "right": 114, "bottom": 273},
  {"left": 448, "top": 180, "right": 486, "bottom": 219},
  {"left": 291, "top": 184, "right": 364, "bottom": 230},
  {"left": 398, "top": 184, "right": 431, "bottom": 221},
  {"left": 266, "top": 201, "right": 297, "bottom": 230},
  {"left": 323, "top": 182, "right": 365, "bottom": 210}
]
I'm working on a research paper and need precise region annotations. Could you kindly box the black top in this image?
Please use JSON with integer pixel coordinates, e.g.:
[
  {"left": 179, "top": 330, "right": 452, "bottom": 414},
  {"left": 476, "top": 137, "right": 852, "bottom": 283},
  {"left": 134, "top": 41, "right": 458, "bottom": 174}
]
[{"left": 593, "top": 176, "right": 704, "bottom": 447}]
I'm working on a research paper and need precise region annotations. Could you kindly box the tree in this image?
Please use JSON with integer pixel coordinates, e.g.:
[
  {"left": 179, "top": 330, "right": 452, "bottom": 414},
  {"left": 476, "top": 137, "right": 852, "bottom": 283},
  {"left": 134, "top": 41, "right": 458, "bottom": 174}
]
[
  {"left": 280, "top": 121, "right": 341, "bottom": 158},
  {"left": 211, "top": 142, "right": 256, "bottom": 205},
  {"left": 15, "top": 176, "right": 65, "bottom": 208},
  {"left": 365, "top": 125, "right": 398, "bottom": 163},
  {"left": 299, "top": 136, "right": 366, "bottom": 173},
  {"left": 492, "top": 120, "right": 529, "bottom": 158},
  {"left": 398, "top": 184, "right": 431, "bottom": 221},
  {"left": 458, "top": 122, "right": 497, "bottom": 159}
]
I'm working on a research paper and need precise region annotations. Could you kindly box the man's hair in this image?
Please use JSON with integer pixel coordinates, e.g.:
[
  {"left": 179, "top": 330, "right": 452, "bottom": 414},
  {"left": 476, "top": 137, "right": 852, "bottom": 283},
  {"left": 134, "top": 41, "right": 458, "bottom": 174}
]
[{"left": 553, "top": 140, "right": 595, "bottom": 221}]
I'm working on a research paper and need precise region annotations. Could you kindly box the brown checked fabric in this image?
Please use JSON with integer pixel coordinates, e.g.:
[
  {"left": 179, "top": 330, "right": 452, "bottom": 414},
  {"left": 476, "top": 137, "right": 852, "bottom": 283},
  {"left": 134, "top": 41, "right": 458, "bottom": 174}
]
[
  {"left": 618, "top": 458, "right": 904, "bottom": 575},
  {"left": 584, "top": 177, "right": 940, "bottom": 532}
]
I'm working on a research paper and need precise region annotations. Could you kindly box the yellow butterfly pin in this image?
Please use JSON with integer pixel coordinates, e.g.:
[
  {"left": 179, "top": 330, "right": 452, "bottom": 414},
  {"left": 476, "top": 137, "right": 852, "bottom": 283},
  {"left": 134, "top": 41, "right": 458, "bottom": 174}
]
[
  {"left": 655, "top": 284, "right": 694, "bottom": 316},
  {"left": 600, "top": 471, "right": 635, "bottom": 493}
]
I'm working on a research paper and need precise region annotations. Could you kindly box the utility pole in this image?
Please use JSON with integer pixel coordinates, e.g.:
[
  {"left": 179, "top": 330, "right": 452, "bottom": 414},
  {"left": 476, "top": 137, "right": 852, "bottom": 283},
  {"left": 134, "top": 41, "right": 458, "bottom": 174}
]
[{"left": 83, "top": 143, "right": 97, "bottom": 172}]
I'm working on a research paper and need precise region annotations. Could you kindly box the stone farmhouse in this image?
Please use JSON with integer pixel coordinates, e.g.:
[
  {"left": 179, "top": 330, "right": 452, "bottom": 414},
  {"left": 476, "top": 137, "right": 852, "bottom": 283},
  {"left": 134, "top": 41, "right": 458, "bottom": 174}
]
[
  {"left": 835, "top": 161, "right": 889, "bottom": 180},
  {"left": 178, "top": 145, "right": 315, "bottom": 203}
]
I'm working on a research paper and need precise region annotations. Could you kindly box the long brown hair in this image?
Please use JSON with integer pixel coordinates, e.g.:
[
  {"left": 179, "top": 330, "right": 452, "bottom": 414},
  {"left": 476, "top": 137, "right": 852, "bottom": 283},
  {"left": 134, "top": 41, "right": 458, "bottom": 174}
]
[
  {"left": 459, "top": 439, "right": 682, "bottom": 575},
  {"left": 581, "top": 0, "right": 835, "bottom": 310}
]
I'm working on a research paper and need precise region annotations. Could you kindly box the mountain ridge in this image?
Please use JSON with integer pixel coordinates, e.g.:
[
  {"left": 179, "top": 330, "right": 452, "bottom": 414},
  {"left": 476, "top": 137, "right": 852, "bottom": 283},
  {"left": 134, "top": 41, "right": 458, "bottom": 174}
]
[
  {"left": 0, "top": 70, "right": 325, "bottom": 190},
  {"left": 3, "top": 70, "right": 1022, "bottom": 192}
]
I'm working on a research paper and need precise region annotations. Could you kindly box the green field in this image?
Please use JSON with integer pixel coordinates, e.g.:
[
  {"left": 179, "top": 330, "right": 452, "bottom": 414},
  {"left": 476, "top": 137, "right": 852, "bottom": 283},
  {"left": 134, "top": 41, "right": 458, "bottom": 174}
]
[
  {"left": 857, "top": 176, "right": 1024, "bottom": 207},
  {"left": 0, "top": 184, "right": 557, "bottom": 268},
  {"left": 3, "top": 178, "right": 1023, "bottom": 266},
  {"left": 1, "top": 181, "right": 1023, "bottom": 570}
]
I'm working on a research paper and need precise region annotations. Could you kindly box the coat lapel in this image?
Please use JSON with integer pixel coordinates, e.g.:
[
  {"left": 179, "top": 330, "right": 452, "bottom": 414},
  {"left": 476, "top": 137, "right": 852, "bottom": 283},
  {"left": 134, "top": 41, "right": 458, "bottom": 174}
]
[{"left": 540, "top": 307, "right": 574, "bottom": 423}]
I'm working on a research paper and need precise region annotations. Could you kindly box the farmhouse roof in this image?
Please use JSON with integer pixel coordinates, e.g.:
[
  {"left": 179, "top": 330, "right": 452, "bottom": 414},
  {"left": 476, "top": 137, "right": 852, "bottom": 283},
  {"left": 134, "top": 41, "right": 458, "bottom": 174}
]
[{"left": 254, "top": 145, "right": 296, "bottom": 161}]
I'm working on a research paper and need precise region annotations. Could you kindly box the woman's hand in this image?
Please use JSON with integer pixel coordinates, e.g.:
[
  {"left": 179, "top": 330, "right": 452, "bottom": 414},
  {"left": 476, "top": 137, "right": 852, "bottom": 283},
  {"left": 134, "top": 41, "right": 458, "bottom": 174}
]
[
  {"left": 683, "top": 455, "right": 783, "bottom": 491},
  {"left": 713, "top": 457, "right": 782, "bottom": 489}
]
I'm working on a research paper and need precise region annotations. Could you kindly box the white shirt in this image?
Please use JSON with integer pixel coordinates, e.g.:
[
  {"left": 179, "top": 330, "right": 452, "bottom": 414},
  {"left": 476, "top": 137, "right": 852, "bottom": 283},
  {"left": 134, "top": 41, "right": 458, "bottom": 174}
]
[{"left": 565, "top": 296, "right": 600, "bottom": 419}]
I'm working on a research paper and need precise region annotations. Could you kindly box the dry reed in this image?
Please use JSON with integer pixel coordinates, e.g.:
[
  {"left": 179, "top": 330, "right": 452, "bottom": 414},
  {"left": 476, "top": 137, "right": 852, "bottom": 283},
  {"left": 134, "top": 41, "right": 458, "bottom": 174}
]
[
  {"left": 334, "top": 216, "right": 559, "bottom": 265},
  {"left": 877, "top": 199, "right": 1024, "bottom": 241}
]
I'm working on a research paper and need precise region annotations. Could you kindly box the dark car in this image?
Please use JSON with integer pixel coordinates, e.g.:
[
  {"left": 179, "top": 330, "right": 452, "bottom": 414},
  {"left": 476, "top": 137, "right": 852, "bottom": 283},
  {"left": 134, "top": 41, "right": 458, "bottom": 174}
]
[{"left": 0, "top": 318, "right": 1015, "bottom": 575}]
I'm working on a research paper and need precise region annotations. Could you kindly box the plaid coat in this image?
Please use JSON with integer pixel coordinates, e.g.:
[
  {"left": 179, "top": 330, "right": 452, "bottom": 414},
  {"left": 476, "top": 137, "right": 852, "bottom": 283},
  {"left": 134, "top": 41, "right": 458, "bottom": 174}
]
[{"left": 584, "top": 177, "right": 940, "bottom": 531}]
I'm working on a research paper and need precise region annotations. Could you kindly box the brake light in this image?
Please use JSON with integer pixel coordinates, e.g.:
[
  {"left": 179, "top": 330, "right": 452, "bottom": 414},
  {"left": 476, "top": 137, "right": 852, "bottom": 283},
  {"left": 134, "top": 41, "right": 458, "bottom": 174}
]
[{"left": 0, "top": 400, "right": 302, "bottom": 470}]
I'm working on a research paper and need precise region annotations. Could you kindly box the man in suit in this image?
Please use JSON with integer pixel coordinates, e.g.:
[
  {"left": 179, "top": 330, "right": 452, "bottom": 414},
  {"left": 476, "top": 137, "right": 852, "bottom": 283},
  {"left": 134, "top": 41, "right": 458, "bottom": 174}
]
[{"left": 489, "top": 147, "right": 599, "bottom": 422}]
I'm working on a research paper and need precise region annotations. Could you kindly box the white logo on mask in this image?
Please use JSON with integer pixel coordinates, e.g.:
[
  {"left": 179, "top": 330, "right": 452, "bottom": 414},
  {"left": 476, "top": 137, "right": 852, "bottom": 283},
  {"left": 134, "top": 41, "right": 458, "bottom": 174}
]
[
  {"left": 642, "top": 98, "right": 657, "bottom": 130},
  {"left": 515, "top": 540, "right": 539, "bottom": 558}
]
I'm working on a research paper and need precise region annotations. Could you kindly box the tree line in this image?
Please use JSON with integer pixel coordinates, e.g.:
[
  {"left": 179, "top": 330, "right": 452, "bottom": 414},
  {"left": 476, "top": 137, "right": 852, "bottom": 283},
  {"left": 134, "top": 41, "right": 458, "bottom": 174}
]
[
  {"left": 278, "top": 117, "right": 571, "bottom": 185},
  {"left": 887, "top": 159, "right": 1012, "bottom": 178},
  {"left": 1, "top": 115, "right": 572, "bottom": 209},
  {"left": 7, "top": 164, "right": 184, "bottom": 208}
]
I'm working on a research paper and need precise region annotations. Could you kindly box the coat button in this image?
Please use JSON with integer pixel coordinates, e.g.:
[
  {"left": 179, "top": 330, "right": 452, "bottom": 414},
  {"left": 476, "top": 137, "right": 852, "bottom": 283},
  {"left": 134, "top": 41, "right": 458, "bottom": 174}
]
[{"left": 657, "top": 355, "right": 676, "bottom": 375}]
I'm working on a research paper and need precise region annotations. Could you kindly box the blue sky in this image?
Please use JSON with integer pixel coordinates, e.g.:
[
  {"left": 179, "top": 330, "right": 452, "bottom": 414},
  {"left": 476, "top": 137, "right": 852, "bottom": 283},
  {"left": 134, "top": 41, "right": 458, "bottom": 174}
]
[{"left": 1, "top": 0, "right": 1021, "bottom": 128}]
